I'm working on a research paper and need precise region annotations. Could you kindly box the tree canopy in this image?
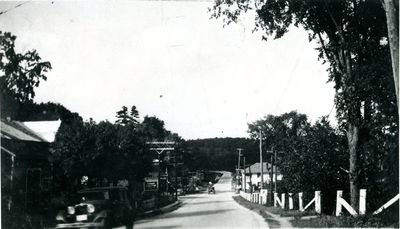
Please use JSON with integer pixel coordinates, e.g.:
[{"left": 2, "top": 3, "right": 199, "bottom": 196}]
[
  {"left": 115, "top": 105, "right": 140, "bottom": 126},
  {"left": 210, "top": 0, "right": 398, "bottom": 209},
  {"left": 0, "top": 31, "right": 52, "bottom": 119},
  {"left": 183, "top": 137, "right": 258, "bottom": 171},
  {"left": 51, "top": 105, "right": 184, "bottom": 192}
]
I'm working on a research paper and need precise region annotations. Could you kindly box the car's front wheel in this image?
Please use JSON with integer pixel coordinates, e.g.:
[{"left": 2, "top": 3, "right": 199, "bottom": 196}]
[
  {"left": 125, "top": 220, "right": 133, "bottom": 229},
  {"left": 124, "top": 213, "right": 135, "bottom": 229}
]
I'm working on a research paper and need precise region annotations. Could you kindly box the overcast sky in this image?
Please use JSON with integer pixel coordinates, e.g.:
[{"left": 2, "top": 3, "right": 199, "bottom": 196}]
[{"left": 1, "top": 1, "right": 336, "bottom": 140}]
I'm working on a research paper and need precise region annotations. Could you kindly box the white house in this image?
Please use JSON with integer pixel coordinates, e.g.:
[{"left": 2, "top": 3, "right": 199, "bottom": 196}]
[{"left": 242, "top": 162, "right": 283, "bottom": 192}]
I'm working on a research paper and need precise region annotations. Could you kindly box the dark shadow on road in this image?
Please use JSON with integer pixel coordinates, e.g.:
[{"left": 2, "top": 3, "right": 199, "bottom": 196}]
[
  {"left": 158, "top": 209, "right": 235, "bottom": 219},
  {"left": 186, "top": 200, "right": 230, "bottom": 205},
  {"left": 179, "top": 195, "right": 207, "bottom": 199},
  {"left": 213, "top": 190, "right": 234, "bottom": 193}
]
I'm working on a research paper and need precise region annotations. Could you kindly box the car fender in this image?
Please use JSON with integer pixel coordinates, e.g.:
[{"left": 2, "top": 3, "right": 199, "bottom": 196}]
[{"left": 56, "top": 210, "right": 67, "bottom": 222}]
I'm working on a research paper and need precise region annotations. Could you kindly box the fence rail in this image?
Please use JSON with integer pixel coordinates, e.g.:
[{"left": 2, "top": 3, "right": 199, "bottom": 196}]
[{"left": 238, "top": 188, "right": 399, "bottom": 217}]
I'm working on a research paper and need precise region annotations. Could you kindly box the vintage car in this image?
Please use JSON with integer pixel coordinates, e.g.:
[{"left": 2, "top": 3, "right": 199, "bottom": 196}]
[{"left": 55, "top": 186, "right": 134, "bottom": 229}]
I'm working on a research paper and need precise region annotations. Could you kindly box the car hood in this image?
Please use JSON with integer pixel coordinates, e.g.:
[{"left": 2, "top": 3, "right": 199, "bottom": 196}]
[{"left": 83, "top": 200, "right": 111, "bottom": 210}]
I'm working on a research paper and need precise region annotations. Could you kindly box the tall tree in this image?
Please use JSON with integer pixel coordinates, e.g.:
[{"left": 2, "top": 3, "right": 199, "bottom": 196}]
[
  {"left": 248, "top": 113, "right": 349, "bottom": 213},
  {"left": 382, "top": 0, "right": 399, "bottom": 104},
  {"left": 210, "top": 0, "right": 396, "bottom": 209},
  {"left": 115, "top": 106, "right": 133, "bottom": 125},
  {"left": 0, "top": 31, "right": 51, "bottom": 117},
  {"left": 115, "top": 105, "right": 140, "bottom": 126},
  {"left": 138, "top": 116, "right": 167, "bottom": 141},
  {"left": 130, "top": 105, "right": 139, "bottom": 121}
]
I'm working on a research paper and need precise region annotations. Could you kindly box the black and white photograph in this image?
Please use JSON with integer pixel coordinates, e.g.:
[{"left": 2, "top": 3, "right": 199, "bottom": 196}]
[{"left": 0, "top": 0, "right": 399, "bottom": 228}]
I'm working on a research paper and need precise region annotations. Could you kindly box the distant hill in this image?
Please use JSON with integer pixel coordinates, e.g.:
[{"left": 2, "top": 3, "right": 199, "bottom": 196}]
[{"left": 182, "top": 137, "right": 260, "bottom": 172}]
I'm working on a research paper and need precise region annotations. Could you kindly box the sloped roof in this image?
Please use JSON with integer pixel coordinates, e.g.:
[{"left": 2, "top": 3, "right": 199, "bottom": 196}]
[
  {"left": 1, "top": 119, "right": 45, "bottom": 142},
  {"left": 23, "top": 120, "right": 61, "bottom": 142},
  {"left": 245, "top": 162, "right": 281, "bottom": 175},
  {"left": 1, "top": 119, "right": 60, "bottom": 143}
]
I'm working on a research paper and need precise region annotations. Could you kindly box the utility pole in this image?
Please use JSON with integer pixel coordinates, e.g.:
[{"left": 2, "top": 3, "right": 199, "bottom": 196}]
[
  {"left": 237, "top": 148, "right": 243, "bottom": 191},
  {"left": 259, "top": 129, "right": 263, "bottom": 190},
  {"left": 274, "top": 149, "right": 277, "bottom": 193},
  {"left": 243, "top": 156, "right": 246, "bottom": 193},
  {"left": 249, "top": 164, "right": 253, "bottom": 194},
  {"left": 171, "top": 151, "right": 183, "bottom": 201},
  {"left": 165, "top": 167, "right": 169, "bottom": 195},
  {"left": 270, "top": 148, "right": 274, "bottom": 201},
  {"left": 174, "top": 151, "right": 178, "bottom": 201},
  {"left": 146, "top": 141, "right": 175, "bottom": 207},
  {"left": 265, "top": 149, "right": 273, "bottom": 202},
  {"left": 237, "top": 148, "right": 243, "bottom": 171}
]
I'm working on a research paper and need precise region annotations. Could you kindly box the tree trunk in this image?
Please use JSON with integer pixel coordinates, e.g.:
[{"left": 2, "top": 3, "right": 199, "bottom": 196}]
[
  {"left": 347, "top": 124, "right": 359, "bottom": 210},
  {"left": 383, "top": 0, "right": 399, "bottom": 105}
]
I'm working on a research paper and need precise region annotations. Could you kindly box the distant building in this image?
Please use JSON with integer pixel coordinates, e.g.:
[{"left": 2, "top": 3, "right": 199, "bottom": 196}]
[
  {"left": 1, "top": 118, "right": 60, "bottom": 212},
  {"left": 242, "top": 162, "right": 283, "bottom": 192}
]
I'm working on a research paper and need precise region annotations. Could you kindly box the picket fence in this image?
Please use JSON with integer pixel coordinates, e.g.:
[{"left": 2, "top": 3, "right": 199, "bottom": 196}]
[
  {"left": 239, "top": 189, "right": 268, "bottom": 205},
  {"left": 239, "top": 189, "right": 399, "bottom": 216}
]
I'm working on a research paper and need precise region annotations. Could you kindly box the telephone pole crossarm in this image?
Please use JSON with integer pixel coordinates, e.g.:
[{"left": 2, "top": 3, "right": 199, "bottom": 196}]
[
  {"left": 147, "top": 141, "right": 176, "bottom": 154},
  {"left": 146, "top": 141, "right": 175, "bottom": 145},
  {"left": 146, "top": 141, "right": 176, "bottom": 204}
]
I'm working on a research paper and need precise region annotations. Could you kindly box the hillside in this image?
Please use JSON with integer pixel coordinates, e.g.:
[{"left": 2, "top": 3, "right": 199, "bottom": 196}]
[{"left": 182, "top": 137, "right": 260, "bottom": 172}]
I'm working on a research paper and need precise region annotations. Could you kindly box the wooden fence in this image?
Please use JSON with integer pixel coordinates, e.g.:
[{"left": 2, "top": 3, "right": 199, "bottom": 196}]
[{"left": 238, "top": 189, "right": 399, "bottom": 216}]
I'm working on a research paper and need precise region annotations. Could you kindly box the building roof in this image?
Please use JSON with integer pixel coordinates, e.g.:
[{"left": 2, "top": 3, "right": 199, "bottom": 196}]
[
  {"left": 245, "top": 162, "right": 281, "bottom": 175},
  {"left": 0, "top": 119, "right": 60, "bottom": 143},
  {"left": 23, "top": 120, "right": 61, "bottom": 142}
]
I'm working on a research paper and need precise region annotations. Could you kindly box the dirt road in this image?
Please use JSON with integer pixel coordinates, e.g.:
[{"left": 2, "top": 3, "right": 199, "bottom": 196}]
[{"left": 134, "top": 171, "right": 269, "bottom": 229}]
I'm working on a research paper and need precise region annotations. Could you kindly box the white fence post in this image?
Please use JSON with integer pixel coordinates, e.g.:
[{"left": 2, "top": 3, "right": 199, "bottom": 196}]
[
  {"left": 252, "top": 193, "right": 256, "bottom": 203},
  {"left": 274, "top": 193, "right": 278, "bottom": 207},
  {"left": 359, "top": 189, "right": 367, "bottom": 215},
  {"left": 336, "top": 190, "right": 343, "bottom": 216},
  {"left": 299, "top": 190, "right": 321, "bottom": 213},
  {"left": 298, "top": 192, "right": 304, "bottom": 211},
  {"left": 288, "top": 193, "right": 294, "bottom": 210},
  {"left": 281, "top": 193, "right": 286, "bottom": 209},
  {"left": 336, "top": 190, "right": 357, "bottom": 216},
  {"left": 260, "top": 189, "right": 268, "bottom": 205},
  {"left": 315, "top": 191, "right": 321, "bottom": 214},
  {"left": 274, "top": 193, "right": 286, "bottom": 208}
]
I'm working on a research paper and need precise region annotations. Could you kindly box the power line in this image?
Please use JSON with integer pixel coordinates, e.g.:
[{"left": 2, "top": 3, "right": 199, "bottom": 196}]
[
  {"left": 327, "top": 103, "right": 335, "bottom": 117},
  {"left": 273, "top": 43, "right": 306, "bottom": 114},
  {"left": 0, "top": 2, "right": 29, "bottom": 16}
]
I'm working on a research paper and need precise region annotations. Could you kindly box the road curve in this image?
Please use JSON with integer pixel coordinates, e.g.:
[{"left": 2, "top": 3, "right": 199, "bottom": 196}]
[{"left": 134, "top": 171, "right": 269, "bottom": 229}]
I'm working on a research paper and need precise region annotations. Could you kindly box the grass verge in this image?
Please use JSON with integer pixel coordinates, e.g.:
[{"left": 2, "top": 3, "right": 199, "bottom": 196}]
[
  {"left": 233, "top": 195, "right": 280, "bottom": 228},
  {"left": 291, "top": 214, "right": 399, "bottom": 228},
  {"left": 233, "top": 195, "right": 399, "bottom": 228}
]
